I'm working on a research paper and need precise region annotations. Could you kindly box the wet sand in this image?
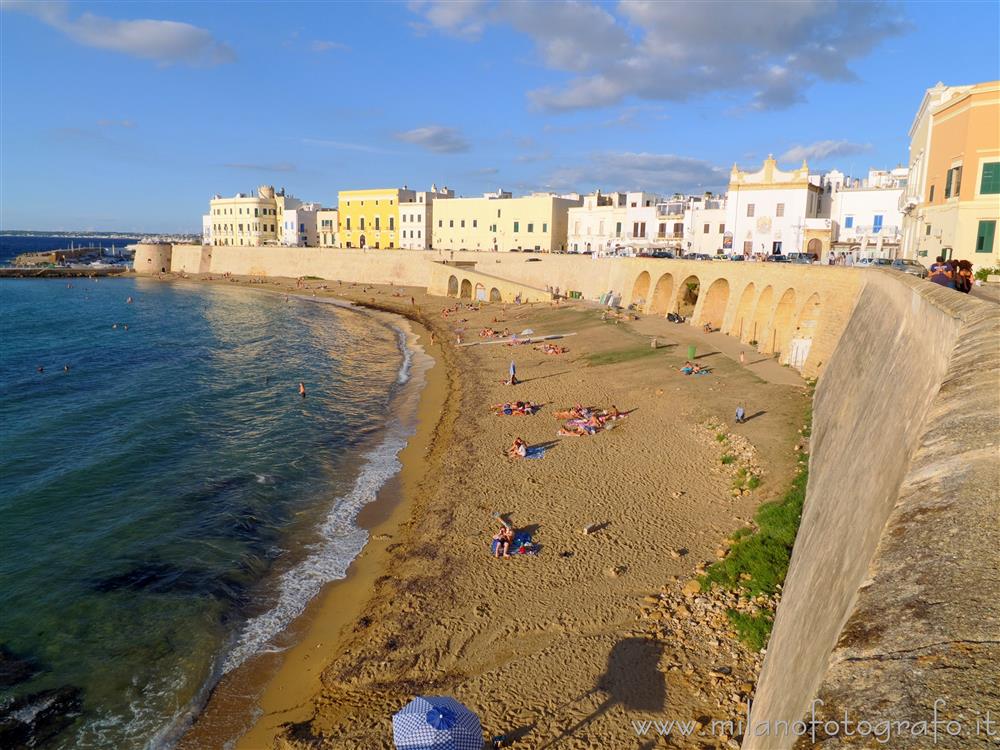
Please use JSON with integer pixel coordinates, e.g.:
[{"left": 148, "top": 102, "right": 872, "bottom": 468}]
[{"left": 167, "top": 274, "right": 807, "bottom": 749}]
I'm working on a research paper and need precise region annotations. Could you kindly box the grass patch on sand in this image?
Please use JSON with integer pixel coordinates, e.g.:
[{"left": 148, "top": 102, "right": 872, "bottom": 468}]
[
  {"left": 699, "top": 402, "right": 813, "bottom": 649},
  {"left": 720, "top": 454, "right": 736, "bottom": 465},
  {"left": 584, "top": 346, "right": 664, "bottom": 367},
  {"left": 727, "top": 610, "right": 774, "bottom": 652}
]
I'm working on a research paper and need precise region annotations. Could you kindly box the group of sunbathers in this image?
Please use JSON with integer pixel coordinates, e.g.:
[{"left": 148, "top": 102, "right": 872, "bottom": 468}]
[
  {"left": 492, "top": 401, "right": 540, "bottom": 416},
  {"left": 480, "top": 326, "right": 511, "bottom": 338},
  {"left": 680, "top": 361, "right": 709, "bottom": 375},
  {"left": 534, "top": 342, "right": 567, "bottom": 355},
  {"left": 554, "top": 404, "right": 626, "bottom": 436},
  {"left": 507, "top": 437, "right": 529, "bottom": 458}
]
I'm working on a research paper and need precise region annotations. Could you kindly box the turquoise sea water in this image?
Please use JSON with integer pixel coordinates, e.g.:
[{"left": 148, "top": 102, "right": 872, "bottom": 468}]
[{"left": 0, "top": 278, "right": 420, "bottom": 748}]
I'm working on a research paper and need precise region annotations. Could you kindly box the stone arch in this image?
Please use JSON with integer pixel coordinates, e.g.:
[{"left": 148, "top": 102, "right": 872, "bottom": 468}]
[
  {"left": 447, "top": 275, "right": 459, "bottom": 296},
  {"left": 648, "top": 273, "right": 675, "bottom": 315},
  {"left": 747, "top": 285, "right": 774, "bottom": 346},
  {"left": 698, "top": 278, "right": 730, "bottom": 329},
  {"left": 765, "top": 288, "right": 798, "bottom": 356},
  {"left": 676, "top": 274, "right": 700, "bottom": 319},
  {"left": 785, "top": 292, "right": 822, "bottom": 369},
  {"left": 729, "top": 282, "right": 756, "bottom": 338},
  {"left": 807, "top": 238, "right": 822, "bottom": 255},
  {"left": 630, "top": 271, "right": 651, "bottom": 308},
  {"left": 475, "top": 282, "right": 487, "bottom": 301},
  {"left": 489, "top": 287, "right": 502, "bottom": 302},
  {"left": 460, "top": 278, "right": 472, "bottom": 299}
]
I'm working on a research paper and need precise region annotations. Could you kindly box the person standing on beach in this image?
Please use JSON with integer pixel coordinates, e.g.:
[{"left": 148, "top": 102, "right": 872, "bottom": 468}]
[
  {"left": 299, "top": 382, "right": 306, "bottom": 398},
  {"left": 508, "top": 360, "right": 517, "bottom": 385},
  {"left": 735, "top": 406, "right": 746, "bottom": 424},
  {"left": 740, "top": 350, "right": 746, "bottom": 366}
]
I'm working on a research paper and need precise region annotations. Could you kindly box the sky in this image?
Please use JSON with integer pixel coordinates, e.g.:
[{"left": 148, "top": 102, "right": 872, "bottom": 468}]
[{"left": 1, "top": 0, "right": 998, "bottom": 233}]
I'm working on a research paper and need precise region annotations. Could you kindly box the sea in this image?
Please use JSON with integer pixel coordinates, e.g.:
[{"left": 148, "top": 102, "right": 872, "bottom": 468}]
[{"left": 0, "top": 238, "right": 428, "bottom": 748}]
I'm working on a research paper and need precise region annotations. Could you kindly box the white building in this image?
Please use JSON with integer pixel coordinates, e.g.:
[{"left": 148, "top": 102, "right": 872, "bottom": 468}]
[
  {"left": 726, "top": 157, "right": 830, "bottom": 258},
  {"left": 682, "top": 194, "right": 728, "bottom": 256},
  {"left": 202, "top": 214, "right": 212, "bottom": 245},
  {"left": 280, "top": 202, "right": 321, "bottom": 247},
  {"left": 829, "top": 169, "right": 907, "bottom": 258},
  {"left": 567, "top": 191, "right": 662, "bottom": 254},
  {"left": 318, "top": 208, "right": 338, "bottom": 247},
  {"left": 399, "top": 184, "right": 455, "bottom": 250}
]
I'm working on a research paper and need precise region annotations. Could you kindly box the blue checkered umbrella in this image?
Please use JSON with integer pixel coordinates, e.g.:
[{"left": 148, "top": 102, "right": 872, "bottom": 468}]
[{"left": 392, "top": 695, "right": 483, "bottom": 750}]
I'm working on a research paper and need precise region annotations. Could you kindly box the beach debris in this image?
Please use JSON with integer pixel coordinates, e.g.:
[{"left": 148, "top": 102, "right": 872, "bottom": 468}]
[
  {"left": 582, "top": 523, "right": 600, "bottom": 535},
  {"left": 682, "top": 579, "right": 702, "bottom": 596}
]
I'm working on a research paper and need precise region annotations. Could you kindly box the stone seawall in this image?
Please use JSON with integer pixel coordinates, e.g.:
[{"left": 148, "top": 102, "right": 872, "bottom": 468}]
[{"left": 747, "top": 274, "right": 1000, "bottom": 749}]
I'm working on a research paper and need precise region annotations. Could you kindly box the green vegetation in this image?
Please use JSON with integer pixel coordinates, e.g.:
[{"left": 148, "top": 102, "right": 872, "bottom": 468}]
[
  {"left": 720, "top": 454, "right": 736, "bottom": 465},
  {"left": 732, "top": 466, "right": 761, "bottom": 493},
  {"left": 727, "top": 609, "right": 774, "bottom": 652},
  {"left": 303, "top": 275, "right": 323, "bottom": 280},
  {"left": 716, "top": 432, "right": 728, "bottom": 443},
  {"left": 974, "top": 266, "right": 999, "bottom": 282},
  {"left": 584, "top": 346, "right": 663, "bottom": 367},
  {"left": 700, "top": 401, "right": 813, "bottom": 650}
]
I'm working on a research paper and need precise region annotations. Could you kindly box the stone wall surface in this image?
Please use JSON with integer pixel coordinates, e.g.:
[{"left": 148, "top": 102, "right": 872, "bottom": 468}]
[{"left": 747, "top": 275, "right": 1000, "bottom": 749}]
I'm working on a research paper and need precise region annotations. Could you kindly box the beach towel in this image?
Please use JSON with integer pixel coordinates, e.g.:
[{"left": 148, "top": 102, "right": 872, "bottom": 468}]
[
  {"left": 524, "top": 446, "right": 546, "bottom": 459},
  {"left": 491, "top": 531, "right": 537, "bottom": 556}
]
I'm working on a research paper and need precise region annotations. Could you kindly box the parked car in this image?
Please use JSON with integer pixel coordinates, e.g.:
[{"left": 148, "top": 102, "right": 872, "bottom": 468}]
[
  {"left": 870, "top": 258, "right": 893, "bottom": 267},
  {"left": 729, "top": 254, "right": 745, "bottom": 262},
  {"left": 650, "top": 251, "right": 675, "bottom": 259},
  {"left": 765, "top": 254, "right": 790, "bottom": 263},
  {"left": 788, "top": 252, "right": 819, "bottom": 264},
  {"left": 891, "top": 258, "right": 928, "bottom": 278}
]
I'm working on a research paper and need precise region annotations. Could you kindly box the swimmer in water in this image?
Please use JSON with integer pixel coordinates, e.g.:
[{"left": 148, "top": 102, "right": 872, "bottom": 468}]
[
  {"left": 126, "top": 296, "right": 133, "bottom": 304},
  {"left": 64, "top": 364, "right": 70, "bottom": 372},
  {"left": 123, "top": 324, "right": 129, "bottom": 331},
  {"left": 37, "top": 365, "right": 44, "bottom": 373},
  {"left": 299, "top": 382, "right": 306, "bottom": 397},
  {"left": 112, "top": 323, "right": 118, "bottom": 329}
]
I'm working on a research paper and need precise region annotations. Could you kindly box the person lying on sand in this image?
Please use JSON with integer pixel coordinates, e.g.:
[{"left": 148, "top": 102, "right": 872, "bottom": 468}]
[
  {"left": 507, "top": 437, "right": 528, "bottom": 458},
  {"left": 534, "top": 343, "right": 568, "bottom": 355},
  {"left": 559, "top": 422, "right": 598, "bottom": 437},
  {"left": 493, "top": 525, "right": 514, "bottom": 558}
]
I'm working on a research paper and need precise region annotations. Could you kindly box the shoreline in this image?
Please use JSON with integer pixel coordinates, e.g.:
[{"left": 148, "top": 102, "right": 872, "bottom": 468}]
[{"left": 166, "top": 277, "right": 458, "bottom": 750}]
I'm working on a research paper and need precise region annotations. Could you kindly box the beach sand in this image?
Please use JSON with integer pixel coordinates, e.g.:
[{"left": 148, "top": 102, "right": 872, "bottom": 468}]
[{"left": 172, "top": 275, "right": 808, "bottom": 749}]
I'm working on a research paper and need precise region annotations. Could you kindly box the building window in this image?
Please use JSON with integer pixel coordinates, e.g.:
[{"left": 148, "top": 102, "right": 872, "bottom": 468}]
[
  {"left": 360, "top": 218, "right": 365, "bottom": 230},
  {"left": 747, "top": 204, "right": 755, "bottom": 217},
  {"left": 527, "top": 223, "right": 534, "bottom": 232},
  {"left": 719, "top": 224, "right": 725, "bottom": 233},
  {"left": 543, "top": 223, "right": 548, "bottom": 233},
  {"left": 844, "top": 216, "right": 854, "bottom": 229},
  {"left": 743, "top": 240, "right": 753, "bottom": 253},
  {"left": 390, "top": 217, "right": 395, "bottom": 230},
  {"left": 772, "top": 241, "right": 782, "bottom": 254},
  {"left": 980, "top": 162, "right": 1000, "bottom": 194},
  {"left": 929, "top": 185, "right": 935, "bottom": 202},
  {"left": 776, "top": 203, "right": 785, "bottom": 217},
  {"left": 945, "top": 166, "right": 963, "bottom": 198},
  {"left": 461, "top": 220, "right": 465, "bottom": 228},
  {"left": 449, "top": 220, "right": 454, "bottom": 228},
  {"left": 976, "top": 220, "right": 996, "bottom": 253},
  {"left": 473, "top": 220, "right": 477, "bottom": 228},
  {"left": 873, "top": 215, "right": 883, "bottom": 233},
  {"left": 615, "top": 221, "right": 622, "bottom": 236},
  {"left": 418, "top": 230, "right": 421, "bottom": 239},
  {"left": 438, "top": 220, "right": 442, "bottom": 227},
  {"left": 703, "top": 223, "right": 710, "bottom": 233},
  {"left": 926, "top": 224, "right": 932, "bottom": 236},
  {"left": 513, "top": 222, "right": 520, "bottom": 232}
]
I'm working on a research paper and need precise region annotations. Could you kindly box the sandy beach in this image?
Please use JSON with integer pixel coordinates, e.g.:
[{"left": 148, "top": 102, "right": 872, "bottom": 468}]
[{"left": 172, "top": 274, "right": 808, "bottom": 749}]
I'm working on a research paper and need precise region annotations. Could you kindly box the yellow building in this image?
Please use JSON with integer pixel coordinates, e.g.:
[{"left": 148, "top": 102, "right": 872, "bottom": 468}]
[
  {"left": 337, "top": 188, "right": 416, "bottom": 248},
  {"left": 902, "top": 80, "right": 1000, "bottom": 264},
  {"left": 207, "top": 185, "right": 280, "bottom": 246},
  {"left": 318, "top": 208, "right": 338, "bottom": 247},
  {"left": 431, "top": 192, "right": 582, "bottom": 253}
]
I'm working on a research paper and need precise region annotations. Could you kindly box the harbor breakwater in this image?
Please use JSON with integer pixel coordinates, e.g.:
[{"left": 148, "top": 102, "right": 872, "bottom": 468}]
[{"left": 135, "top": 243, "right": 999, "bottom": 746}]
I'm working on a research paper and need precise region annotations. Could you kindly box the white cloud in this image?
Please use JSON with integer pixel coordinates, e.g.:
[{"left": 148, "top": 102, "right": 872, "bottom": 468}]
[
  {"left": 4, "top": 0, "right": 235, "bottom": 66},
  {"left": 394, "top": 125, "right": 470, "bottom": 153},
  {"left": 300, "top": 138, "right": 392, "bottom": 154},
  {"left": 310, "top": 40, "right": 349, "bottom": 53},
  {"left": 780, "top": 140, "right": 872, "bottom": 163},
  {"left": 406, "top": 0, "right": 488, "bottom": 39},
  {"left": 409, "top": 0, "right": 909, "bottom": 112},
  {"left": 545, "top": 152, "right": 727, "bottom": 194}
]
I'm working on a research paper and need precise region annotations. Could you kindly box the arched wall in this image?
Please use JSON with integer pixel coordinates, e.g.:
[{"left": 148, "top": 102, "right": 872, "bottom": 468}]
[
  {"left": 698, "top": 278, "right": 730, "bottom": 329},
  {"left": 748, "top": 285, "right": 774, "bottom": 346},
  {"left": 489, "top": 287, "right": 502, "bottom": 302},
  {"left": 648, "top": 273, "right": 675, "bottom": 315},
  {"left": 766, "top": 288, "right": 798, "bottom": 356},
  {"left": 460, "top": 278, "right": 472, "bottom": 299},
  {"left": 630, "top": 271, "right": 651, "bottom": 307},
  {"left": 447, "top": 275, "right": 459, "bottom": 296},
  {"left": 676, "top": 274, "right": 700, "bottom": 319},
  {"left": 729, "top": 282, "right": 757, "bottom": 338}
]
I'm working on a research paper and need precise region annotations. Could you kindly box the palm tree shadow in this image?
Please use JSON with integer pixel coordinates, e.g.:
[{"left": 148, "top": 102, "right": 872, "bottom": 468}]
[{"left": 539, "top": 637, "right": 666, "bottom": 748}]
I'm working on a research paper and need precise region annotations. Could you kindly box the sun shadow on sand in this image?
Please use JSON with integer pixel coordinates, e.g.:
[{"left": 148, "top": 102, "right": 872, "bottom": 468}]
[
  {"left": 744, "top": 410, "right": 766, "bottom": 422},
  {"left": 538, "top": 637, "right": 666, "bottom": 748},
  {"left": 520, "top": 371, "right": 571, "bottom": 384}
]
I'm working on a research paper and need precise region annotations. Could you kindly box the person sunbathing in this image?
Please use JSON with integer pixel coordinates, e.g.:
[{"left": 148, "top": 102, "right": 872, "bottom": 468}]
[
  {"left": 554, "top": 405, "right": 584, "bottom": 420},
  {"left": 493, "top": 525, "right": 514, "bottom": 558},
  {"left": 492, "top": 402, "right": 515, "bottom": 415},
  {"left": 507, "top": 437, "right": 528, "bottom": 458}
]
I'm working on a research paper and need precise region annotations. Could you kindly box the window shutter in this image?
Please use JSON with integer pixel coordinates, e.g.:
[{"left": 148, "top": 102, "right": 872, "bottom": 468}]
[
  {"left": 976, "top": 221, "right": 996, "bottom": 254},
  {"left": 945, "top": 169, "right": 953, "bottom": 198},
  {"left": 981, "top": 163, "right": 1000, "bottom": 194}
]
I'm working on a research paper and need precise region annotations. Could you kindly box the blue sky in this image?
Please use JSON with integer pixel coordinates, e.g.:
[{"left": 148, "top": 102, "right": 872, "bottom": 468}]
[{"left": 1, "top": 0, "right": 997, "bottom": 232}]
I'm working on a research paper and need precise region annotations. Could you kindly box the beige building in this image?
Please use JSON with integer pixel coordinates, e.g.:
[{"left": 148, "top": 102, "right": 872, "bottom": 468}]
[
  {"left": 318, "top": 208, "right": 338, "bottom": 247},
  {"left": 432, "top": 192, "right": 582, "bottom": 253},
  {"left": 901, "top": 80, "right": 1000, "bottom": 264},
  {"left": 207, "top": 185, "right": 283, "bottom": 246}
]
